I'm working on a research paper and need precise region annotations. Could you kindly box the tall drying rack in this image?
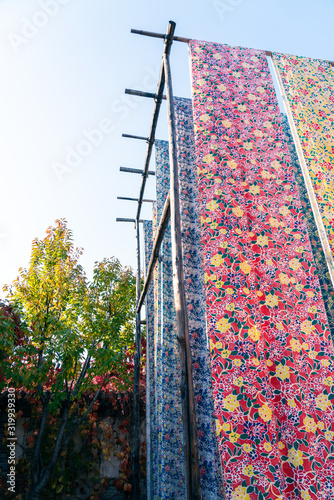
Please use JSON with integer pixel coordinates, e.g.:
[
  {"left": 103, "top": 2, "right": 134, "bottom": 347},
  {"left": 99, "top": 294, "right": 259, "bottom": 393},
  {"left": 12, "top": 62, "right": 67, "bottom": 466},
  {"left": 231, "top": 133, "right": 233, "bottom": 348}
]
[
  {"left": 117, "top": 20, "right": 201, "bottom": 500},
  {"left": 116, "top": 20, "right": 334, "bottom": 500}
]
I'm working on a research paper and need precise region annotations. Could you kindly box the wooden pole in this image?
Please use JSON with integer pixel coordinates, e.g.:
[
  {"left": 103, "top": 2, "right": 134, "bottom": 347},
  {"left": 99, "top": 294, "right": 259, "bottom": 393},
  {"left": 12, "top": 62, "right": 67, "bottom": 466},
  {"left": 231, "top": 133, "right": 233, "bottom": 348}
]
[
  {"left": 132, "top": 218, "right": 142, "bottom": 500},
  {"left": 136, "top": 192, "right": 170, "bottom": 314},
  {"left": 163, "top": 22, "right": 201, "bottom": 500},
  {"left": 135, "top": 65, "right": 164, "bottom": 219},
  {"left": 134, "top": 21, "right": 176, "bottom": 223},
  {"left": 131, "top": 21, "right": 177, "bottom": 500}
]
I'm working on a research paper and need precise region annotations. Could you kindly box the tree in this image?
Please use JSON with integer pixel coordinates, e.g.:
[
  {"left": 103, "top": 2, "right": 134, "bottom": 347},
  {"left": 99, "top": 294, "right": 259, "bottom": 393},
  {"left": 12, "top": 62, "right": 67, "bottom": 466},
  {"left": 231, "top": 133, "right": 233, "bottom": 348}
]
[
  {"left": 1, "top": 219, "right": 136, "bottom": 499},
  {"left": 0, "top": 299, "right": 27, "bottom": 382}
]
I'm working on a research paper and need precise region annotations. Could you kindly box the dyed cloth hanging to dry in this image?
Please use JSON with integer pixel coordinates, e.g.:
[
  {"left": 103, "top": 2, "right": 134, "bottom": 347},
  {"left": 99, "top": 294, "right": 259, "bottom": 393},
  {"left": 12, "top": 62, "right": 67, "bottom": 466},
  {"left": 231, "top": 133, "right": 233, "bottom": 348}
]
[
  {"left": 151, "top": 202, "right": 160, "bottom": 498},
  {"left": 175, "top": 97, "right": 224, "bottom": 498},
  {"left": 143, "top": 219, "right": 155, "bottom": 500},
  {"left": 189, "top": 40, "right": 334, "bottom": 499},
  {"left": 273, "top": 53, "right": 334, "bottom": 256},
  {"left": 153, "top": 141, "right": 185, "bottom": 499},
  {"left": 149, "top": 129, "right": 224, "bottom": 498},
  {"left": 280, "top": 114, "right": 334, "bottom": 339}
]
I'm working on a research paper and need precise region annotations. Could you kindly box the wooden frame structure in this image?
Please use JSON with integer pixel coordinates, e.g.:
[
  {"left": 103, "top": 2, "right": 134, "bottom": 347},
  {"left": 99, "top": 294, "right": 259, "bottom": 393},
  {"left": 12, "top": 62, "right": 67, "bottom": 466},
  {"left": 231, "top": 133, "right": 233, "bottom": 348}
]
[
  {"left": 117, "top": 21, "right": 334, "bottom": 500},
  {"left": 118, "top": 20, "right": 201, "bottom": 500}
]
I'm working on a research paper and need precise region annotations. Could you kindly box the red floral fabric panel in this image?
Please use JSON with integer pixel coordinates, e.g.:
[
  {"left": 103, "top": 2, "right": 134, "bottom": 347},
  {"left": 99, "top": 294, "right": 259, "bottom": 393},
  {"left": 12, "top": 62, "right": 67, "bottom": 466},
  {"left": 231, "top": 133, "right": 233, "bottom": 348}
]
[{"left": 190, "top": 40, "right": 334, "bottom": 499}]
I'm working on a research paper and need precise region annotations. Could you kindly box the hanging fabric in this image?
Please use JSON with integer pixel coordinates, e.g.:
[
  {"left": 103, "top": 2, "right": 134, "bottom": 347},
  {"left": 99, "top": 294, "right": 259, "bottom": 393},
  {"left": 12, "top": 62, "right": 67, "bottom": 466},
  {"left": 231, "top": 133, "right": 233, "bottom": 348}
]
[
  {"left": 151, "top": 201, "right": 160, "bottom": 498},
  {"left": 175, "top": 97, "right": 224, "bottom": 499},
  {"left": 153, "top": 141, "right": 186, "bottom": 499},
  {"left": 150, "top": 123, "right": 225, "bottom": 497},
  {"left": 143, "top": 219, "right": 155, "bottom": 500},
  {"left": 280, "top": 113, "right": 334, "bottom": 338},
  {"left": 273, "top": 53, "right": 334, "bottom": 257},
  {"left": 189, "top": 40, "right": 334, "bottom": 499}
]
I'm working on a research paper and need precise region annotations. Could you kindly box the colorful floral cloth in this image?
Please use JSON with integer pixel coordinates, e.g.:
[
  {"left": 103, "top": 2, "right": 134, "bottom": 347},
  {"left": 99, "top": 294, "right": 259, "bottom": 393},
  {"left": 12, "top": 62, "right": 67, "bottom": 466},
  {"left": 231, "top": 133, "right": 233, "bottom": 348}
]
[
  {"left": 175, "top": 97, "right": 224, "bottom": 498},
  {"left": 280, "top": 114, "right": 334, "bottom": 340},
  {"left": 273, "top": 53, "right": 334, "bottom": 255},
  {"left": 149, "top": 127, "right": 224, "bottom": 498},
  {"left": 151, "top": 201, "right": 160, "bottom": 497},
  {"left": 143, "top": 219, "right": 155, "bottom": 499},
  {"left": 153, "top": 141, "right": 185, "bottom": 499},
  {"left": 190, "top": 40, "right": 334, "bottom": 499}
]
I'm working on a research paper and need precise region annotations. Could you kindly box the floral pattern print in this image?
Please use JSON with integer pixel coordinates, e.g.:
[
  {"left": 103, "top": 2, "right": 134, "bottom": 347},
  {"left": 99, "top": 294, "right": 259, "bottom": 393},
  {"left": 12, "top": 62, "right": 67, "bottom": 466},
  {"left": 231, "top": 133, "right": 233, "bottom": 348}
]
[
  {"left": 175, "top": 97, "right": 224, "bottom": 498},
  {"left": 143, "top": 219, "right": 155, "bottom": 499},
  {"left": 273, "top": 53, "right": 334, "bottom": 255},
  {"left": 151, "top": 202, "right": 159, "bottom": 498},
  {"left": 280, "top": 114, "right": 334, "bottom": 339},
  {"left": 149, "top": 126, "right": 225, "bottom": 498},
  {"left": 190, "top": 40, "right": 334, "bottom": 499},
  {"left": 153, "top": 141, "right": 185, "bottom": 499}
]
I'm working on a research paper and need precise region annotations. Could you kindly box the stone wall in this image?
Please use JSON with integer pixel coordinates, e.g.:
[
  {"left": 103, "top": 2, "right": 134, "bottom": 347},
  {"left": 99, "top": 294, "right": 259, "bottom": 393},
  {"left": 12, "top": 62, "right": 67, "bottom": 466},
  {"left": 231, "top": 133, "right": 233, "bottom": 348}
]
[{"left": 0, "top": 411, "right": 146, "bottom": 499}]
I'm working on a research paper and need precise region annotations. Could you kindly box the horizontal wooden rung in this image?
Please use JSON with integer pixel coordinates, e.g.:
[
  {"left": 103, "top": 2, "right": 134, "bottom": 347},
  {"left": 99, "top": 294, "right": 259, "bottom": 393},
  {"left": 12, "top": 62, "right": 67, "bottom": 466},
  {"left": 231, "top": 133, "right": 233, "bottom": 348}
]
[
  {"left": 117, "top": 196, "right": 154, "bottom": 203},
  {"left": 131, "top": 28, "right": 190, "bottom": 43},
  {"left": 130, "top": 29, "right": 334, "bottom": 66},
  {"left": 266, "top": 50, "right": 333, "bottom": 66},
  {"left": 120, "top": 167, "right": 155, "bottom": 176},
  {"left": 116, "top": 218, "right": 145, "bottom": 223},
  {"left": 125, "top": 89, "right": 167, "bottom": 100},
  {"left": 122, "top": 133, "right": 149, "bottom": 141}
]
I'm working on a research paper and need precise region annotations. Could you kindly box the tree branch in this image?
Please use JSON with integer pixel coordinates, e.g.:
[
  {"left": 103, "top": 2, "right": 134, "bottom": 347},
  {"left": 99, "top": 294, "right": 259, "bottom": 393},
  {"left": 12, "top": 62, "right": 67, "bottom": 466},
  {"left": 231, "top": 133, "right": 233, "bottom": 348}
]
[
  {"left": 62, "top": 384, "right": 103, "bottom": 451},
  {"left": 70, "top": 340, "right": 95, "bottom": 399},
  {"left": 69, "top": 359, "right": 78, "bottom": 394},
  {"left": 30, "top": 401, "right": 48, "bottom": 486},
  {"left": 33, "top": 405, "right": 70, "bottom": 496},
  {"left": 71, "top": 354, "right": 91, "bottom": 399}
]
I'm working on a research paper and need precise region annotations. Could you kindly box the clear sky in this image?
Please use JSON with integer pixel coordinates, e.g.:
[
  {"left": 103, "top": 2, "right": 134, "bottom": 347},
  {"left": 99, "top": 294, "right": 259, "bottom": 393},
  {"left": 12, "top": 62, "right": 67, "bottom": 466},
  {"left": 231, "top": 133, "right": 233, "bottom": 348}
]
[{"left": 0, "top": 0, "right": 333, "bottom": 293}]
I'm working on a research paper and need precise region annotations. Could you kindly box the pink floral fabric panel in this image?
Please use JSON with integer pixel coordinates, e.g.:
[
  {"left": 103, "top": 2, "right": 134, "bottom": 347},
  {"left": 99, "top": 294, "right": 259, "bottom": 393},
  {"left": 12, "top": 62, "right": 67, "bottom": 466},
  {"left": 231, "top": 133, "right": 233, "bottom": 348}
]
[
  {"left": 273, "top": 53, "right": 334, "bottom": 255},
  {"left": 190, "top": 40, "right": 334, "bottom": 499}
]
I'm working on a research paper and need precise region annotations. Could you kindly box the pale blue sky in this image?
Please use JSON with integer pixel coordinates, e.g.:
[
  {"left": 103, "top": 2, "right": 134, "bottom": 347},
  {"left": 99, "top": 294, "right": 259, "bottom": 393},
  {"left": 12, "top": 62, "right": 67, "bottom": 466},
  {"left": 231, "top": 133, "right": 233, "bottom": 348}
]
[{"left": 0, "top": 0, "right": 333, "bottom": 292}]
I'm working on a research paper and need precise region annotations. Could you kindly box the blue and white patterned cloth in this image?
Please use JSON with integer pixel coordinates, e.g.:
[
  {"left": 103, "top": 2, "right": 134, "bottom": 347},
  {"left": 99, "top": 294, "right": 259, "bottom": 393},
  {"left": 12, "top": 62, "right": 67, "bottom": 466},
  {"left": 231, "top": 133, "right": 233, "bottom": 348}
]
[{"left": 144, "top": 103, "right": 224, "bottom": 498}]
